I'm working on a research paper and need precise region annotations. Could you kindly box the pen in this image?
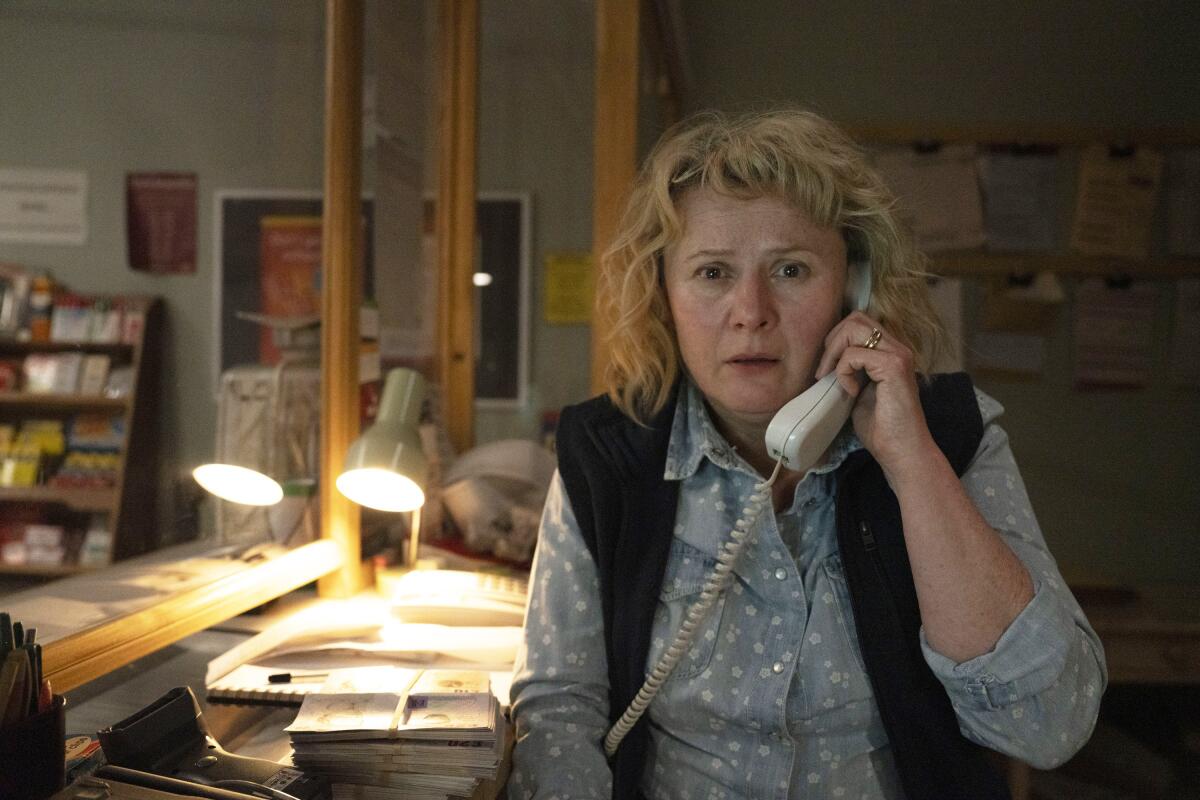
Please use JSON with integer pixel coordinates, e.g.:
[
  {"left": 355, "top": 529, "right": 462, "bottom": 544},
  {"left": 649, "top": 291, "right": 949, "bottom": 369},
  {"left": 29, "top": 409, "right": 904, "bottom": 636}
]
[{"left": 267, "top": 672, "right": 328, "bottom": 684}]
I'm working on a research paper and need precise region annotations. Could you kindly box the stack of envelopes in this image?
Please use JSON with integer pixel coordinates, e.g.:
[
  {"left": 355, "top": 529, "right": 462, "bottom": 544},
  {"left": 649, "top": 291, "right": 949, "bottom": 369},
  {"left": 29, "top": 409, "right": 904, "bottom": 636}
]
[{"left": 286, "top": 666, "right": 504, "bottom": 800}]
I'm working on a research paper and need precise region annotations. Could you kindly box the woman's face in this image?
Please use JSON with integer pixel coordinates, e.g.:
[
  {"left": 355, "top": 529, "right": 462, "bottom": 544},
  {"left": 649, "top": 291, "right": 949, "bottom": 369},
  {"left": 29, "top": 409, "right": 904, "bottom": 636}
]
[{"left": 663, "top": 187, "right": 847, "bottom": 436}]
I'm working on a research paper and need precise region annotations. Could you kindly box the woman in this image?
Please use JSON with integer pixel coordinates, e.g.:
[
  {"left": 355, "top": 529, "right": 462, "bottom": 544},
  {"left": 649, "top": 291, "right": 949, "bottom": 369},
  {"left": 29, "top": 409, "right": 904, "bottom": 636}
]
[{"left": 508, "top": 109, "right": 1105, "bottom": 800}]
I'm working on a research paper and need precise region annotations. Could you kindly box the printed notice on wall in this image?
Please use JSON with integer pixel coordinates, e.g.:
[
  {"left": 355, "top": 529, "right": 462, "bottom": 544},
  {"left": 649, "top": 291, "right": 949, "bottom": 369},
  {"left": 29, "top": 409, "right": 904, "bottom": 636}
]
[
  {"left": 1171, "top": 279, "right": 1200, "bottom": 388},
  {"left": 1166, "top": 149, "right": 1200, "bottom": 257},
  {"left": 1073, "top": 278, "right": 1159, "bottom": 389},
  {"left": 978, "top": 151, "right": 1060, "bottom": 251},
  {"left": 127, "top": 172, "right": 197, "bottom": 273},
  {"left": 1070, "top": 146, "right": 1163, "bottom": 261},
  {"left": 259, "top": 215, "right": 323, "bottom": 365},
  {"left": 544, "top": 251, "right": 593, "bottom": 324},
  {"left": 0, "top": 167, "right": 88, "bottom": 245},
  {"left": 872, "top": 144, "right": 986, "bottom": 253}
]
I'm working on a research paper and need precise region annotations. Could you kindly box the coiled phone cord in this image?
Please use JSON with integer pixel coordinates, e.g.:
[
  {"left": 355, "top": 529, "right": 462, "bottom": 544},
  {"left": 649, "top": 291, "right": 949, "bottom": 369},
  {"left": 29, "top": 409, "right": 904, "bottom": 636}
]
[{"left": 603, "top": 457, "right": 785, "bottom": 758}]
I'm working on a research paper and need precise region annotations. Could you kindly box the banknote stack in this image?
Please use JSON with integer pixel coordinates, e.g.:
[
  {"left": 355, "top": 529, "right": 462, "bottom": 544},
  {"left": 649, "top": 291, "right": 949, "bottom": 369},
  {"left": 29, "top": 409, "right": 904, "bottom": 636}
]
[{"left": 286, "top": 667, "right": 506, "bottom": 800}]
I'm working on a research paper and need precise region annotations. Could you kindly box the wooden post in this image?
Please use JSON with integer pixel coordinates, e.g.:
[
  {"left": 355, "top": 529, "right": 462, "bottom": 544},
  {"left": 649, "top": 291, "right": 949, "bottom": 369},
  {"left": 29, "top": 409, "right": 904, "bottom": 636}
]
[
  {"left": 590, "top": 0, "right": 641, "bottom": 395},
  {"left": 436, "top": 0, "right": 479, "bottom": 454},
  {"left": 318, "top": 0, "right": 364, "bottom": 598}
]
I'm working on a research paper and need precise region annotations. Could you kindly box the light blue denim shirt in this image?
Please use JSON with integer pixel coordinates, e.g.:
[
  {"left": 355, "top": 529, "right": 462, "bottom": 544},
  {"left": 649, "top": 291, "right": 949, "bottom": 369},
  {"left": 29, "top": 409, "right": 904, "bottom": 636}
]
[{"left": 509, "top": 380, "right": 1106, "bottom": 800}]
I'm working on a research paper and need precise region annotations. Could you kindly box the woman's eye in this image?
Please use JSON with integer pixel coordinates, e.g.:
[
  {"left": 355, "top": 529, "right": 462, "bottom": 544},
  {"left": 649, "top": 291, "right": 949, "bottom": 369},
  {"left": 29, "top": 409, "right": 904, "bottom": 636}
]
[
  {"left": 700, "top": 265, "right": 724, "bottom": 280},
  {"left": 777, "top": 262, "right": 806, "bottom": 278}
]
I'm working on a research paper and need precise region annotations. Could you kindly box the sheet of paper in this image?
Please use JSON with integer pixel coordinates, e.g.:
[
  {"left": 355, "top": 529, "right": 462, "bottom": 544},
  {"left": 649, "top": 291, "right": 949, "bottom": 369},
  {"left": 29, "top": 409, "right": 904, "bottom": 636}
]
[
  {"left": 872, "top": 144, "right": 985, "bottom": 253},
  {"left": 978, "top": 151, "right": 1060, "bottom": 251},
  {"left": 543, "top": 251, "right": 593, "bottom": 324},
  {"left": 980, "top": 272, "right": 1065, "bottom": 335},
  {"left": 1170, "top": 278, "right": 1200, "bottom": 388},
  {"left": 1166, "top": 149, "right": 1200, "bottom": 257},
  {"left": 1073, "top": 278, "right": 1159, "bottom": 389},
  {"left": 0, "top": 167, "right": 88, "bottom": 245},
  {"left": 925, "top": 276, "right": 963, "bottom": 372},
  {"left": 1070, "top": 146, "right": 1163, "bottom": 260},
  {"left": 126, "top": 172, "right": 197, "bottom": 273}
]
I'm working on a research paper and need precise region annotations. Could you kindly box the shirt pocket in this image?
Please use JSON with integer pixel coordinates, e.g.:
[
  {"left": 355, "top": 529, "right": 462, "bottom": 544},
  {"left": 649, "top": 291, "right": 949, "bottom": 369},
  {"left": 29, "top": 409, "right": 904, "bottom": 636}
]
[
  {"left": 649, "top": 538, "right": 726, "bottom": 682},
  {"left": 821, "top": 552, "right": 867, "bottom": 674}
]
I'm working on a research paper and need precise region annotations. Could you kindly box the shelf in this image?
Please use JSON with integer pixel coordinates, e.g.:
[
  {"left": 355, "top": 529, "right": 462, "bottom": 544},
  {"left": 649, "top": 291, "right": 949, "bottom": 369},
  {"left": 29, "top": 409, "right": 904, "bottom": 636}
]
[
  {"left": 0, "top": 562, "right": 87, "bottom": 578},
  {"left": 0, "top": 340, "right": 133, "bottom": 357},
  {"left": 0, "top": 392, "right": 128, "bottom": 411},
  {"left": 0, "top": 485, "right": 116, "bottom": 511},
  {"left": 930, "top": 251, "right": 1200, "bottom": 279},
  {"left": 848, "top": 123, "right": 1200, "bottom": 148}
]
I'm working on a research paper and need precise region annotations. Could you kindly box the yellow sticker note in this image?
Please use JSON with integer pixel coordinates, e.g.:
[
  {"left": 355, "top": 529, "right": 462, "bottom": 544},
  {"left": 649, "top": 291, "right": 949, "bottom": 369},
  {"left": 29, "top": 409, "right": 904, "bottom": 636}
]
[{"left": 544, "top": 252, "right": 593, "bottom": 324}]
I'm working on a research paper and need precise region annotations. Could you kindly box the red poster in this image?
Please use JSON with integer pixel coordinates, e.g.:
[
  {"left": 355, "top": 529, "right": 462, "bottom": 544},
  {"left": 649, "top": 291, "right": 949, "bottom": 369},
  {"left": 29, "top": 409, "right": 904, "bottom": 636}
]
[
  {"left": 126, "top": 172, "right": 197, "bottom": 274},
  {"left": 258, "top": 215, "right": 322, "bottom": 364}
]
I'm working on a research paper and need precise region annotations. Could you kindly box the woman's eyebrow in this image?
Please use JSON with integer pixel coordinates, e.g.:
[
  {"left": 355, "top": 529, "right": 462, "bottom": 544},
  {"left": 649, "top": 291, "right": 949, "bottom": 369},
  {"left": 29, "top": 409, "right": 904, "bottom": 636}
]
[{"left": 685, "top": 248, "right": 734, "bottom": 260}]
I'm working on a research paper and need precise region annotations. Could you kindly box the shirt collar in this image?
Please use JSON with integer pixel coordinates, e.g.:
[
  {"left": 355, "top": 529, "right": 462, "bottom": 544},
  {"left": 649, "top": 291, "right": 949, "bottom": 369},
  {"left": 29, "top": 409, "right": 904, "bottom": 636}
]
[{"left": 663, "top": 377, "right": 864, "bottom": 481}]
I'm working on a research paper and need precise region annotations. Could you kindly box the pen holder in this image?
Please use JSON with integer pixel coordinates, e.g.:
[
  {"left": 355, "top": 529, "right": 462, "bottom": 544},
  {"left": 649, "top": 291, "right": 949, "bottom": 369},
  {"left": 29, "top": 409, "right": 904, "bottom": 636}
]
[{"left": 0, "top": 694, "right": 65, "bottom": 800}]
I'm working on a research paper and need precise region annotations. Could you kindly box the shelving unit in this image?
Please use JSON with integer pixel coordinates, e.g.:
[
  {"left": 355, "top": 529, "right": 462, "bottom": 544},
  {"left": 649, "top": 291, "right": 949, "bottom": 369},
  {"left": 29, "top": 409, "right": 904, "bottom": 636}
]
[{"left": 0, "top": 295, "right": 162, "bottom": 574}]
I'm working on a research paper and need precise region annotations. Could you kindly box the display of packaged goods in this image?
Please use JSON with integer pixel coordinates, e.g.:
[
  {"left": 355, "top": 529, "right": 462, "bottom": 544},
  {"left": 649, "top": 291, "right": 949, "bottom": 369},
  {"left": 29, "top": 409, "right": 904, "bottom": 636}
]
[
  {"left": 78, "top": 525, "right": 112, "bottom": 567},
  {"left": 67, "top": 414, "right": 124, "bottom": 452},
  {"left": 0, "top": 359, "right": 21, "bottom": 391},
  {"left": 104, "top": 365, "right": 134, "bottom": 398},
  {"left": 78, "top": 354, "right": 111, "bottom": 395},
  {"left": 90, "top": 297, "right": 122, "bottom": 343},
  {"left": 51, "top": 351, "right": 83, "bottom": 393},
  {"left": 50, "top": 293, "right": 94, "bottom": 342},
  {"left": 120, "top": 301, "right": 145, "bottom": 344},
  {"left": 22, "top": 353, "right": 58, "bottom": 393}
]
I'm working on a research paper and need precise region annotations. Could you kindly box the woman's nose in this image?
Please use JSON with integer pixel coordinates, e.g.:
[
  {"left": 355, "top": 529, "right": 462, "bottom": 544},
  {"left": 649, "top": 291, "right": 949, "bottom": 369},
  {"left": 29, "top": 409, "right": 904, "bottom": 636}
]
[{"left": 729, "top": 274, "right": 775, "bottom": 330}]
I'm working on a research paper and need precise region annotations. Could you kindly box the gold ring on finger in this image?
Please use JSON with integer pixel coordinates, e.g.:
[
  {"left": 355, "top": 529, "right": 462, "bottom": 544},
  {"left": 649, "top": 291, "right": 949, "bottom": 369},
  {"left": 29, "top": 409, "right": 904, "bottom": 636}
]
[{"left": 862, "top": 327, "right": 883, "bottom": 350}]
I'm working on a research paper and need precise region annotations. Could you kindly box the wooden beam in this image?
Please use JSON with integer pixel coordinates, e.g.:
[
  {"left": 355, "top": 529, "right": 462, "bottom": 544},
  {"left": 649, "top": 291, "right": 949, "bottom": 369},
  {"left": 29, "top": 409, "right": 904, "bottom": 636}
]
[
  {"left": 44, "top": 540, "right": 342, "bottom": 693},
  {"left": 590, "top": 0, "right": 641, "bottom": 395},
  {"left": 318, "top": 0, "right": 364, "bottom": 598},
  {"left": 436, "top": 0, "right": 479, "bottom": 454}
]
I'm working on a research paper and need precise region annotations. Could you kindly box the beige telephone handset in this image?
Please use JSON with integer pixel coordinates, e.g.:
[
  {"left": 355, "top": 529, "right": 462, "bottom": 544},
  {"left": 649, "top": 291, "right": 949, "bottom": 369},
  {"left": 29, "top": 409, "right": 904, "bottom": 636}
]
[
  {"left": 387, "top": 568, "right": 528, "bottom": 627},
  {"left": 604, "top": 261, "right": 873, "bottom": 757}
]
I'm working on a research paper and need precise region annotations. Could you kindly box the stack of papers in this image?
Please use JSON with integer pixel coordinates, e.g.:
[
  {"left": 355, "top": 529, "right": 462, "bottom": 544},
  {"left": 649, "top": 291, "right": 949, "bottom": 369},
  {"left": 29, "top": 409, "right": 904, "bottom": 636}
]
[{"left": 286, "top": 667, "right": 506, "bottom": 800}]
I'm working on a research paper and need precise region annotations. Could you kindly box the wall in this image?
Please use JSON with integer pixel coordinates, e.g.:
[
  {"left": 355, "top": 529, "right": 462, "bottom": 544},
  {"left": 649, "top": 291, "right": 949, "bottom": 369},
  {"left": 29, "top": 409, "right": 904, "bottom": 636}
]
[
  {"left": 676, "top": 0, "right": 1200, "bottom": 584},
  {"left": 473, "top": 0, "right": 595, "bottom": 442},
  {"left": 0, "top": 0, "right": 327, "bottom": 538}
]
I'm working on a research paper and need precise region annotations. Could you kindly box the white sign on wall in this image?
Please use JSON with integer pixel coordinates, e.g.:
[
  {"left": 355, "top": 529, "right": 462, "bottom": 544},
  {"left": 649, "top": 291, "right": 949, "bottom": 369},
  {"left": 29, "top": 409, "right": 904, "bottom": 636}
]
[{"left": 0, "top": 167, "right": 88, "bottom": 245}]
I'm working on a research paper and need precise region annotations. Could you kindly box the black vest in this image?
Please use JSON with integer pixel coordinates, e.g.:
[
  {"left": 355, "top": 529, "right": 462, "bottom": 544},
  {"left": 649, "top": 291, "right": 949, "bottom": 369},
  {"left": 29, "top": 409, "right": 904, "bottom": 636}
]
[{"left": 556, "top": 373, "right": 1011, "bottom": 800}]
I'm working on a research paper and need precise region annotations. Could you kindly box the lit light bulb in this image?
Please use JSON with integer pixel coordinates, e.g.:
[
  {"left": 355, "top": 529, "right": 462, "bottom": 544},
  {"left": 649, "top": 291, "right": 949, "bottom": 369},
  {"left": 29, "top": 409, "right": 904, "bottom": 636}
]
[{"left": 193, "top": 464, "right": 284, "bottom": 506}]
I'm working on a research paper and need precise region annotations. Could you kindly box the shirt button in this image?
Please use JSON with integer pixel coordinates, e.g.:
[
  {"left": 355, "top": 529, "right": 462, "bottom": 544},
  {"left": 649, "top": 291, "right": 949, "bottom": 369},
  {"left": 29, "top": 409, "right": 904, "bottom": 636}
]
[
  {"left": 772, "top": 662, "right": 784, "bottom": 674},
  {"left": 774, "top": 568, "right": 787, "bottom": 581}
]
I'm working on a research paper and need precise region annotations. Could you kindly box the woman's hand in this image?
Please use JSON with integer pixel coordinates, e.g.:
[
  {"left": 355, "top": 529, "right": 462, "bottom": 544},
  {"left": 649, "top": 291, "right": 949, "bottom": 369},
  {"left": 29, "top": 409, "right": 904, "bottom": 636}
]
[{"left": 813, "top": 311, "right": 939, "bottom": 483}]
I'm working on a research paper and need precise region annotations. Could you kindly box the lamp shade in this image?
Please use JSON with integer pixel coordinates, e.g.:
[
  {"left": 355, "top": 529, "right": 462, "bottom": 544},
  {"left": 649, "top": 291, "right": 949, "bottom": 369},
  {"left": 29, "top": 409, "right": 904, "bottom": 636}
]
[
  {"left": 336, "top": 367, "right": 427, "bottom": 512},
  {"left": 193, "top": 463, "right": 284, "bottom": 506}
]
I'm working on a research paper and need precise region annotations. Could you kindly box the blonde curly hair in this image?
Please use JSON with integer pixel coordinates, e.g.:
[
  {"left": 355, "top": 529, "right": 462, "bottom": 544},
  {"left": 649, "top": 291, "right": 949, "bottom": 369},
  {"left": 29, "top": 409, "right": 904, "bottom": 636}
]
[{"left": 598, "top": 108, "right": 947, "bottom": 424}]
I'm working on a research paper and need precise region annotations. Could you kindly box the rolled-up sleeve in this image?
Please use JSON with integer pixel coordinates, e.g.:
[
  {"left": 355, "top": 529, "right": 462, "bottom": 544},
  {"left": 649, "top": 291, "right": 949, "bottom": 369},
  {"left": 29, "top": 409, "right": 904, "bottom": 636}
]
[
  {"left": 920, "top": 393, "right": 1107, "bottom": 769},
  {"left": 508, "top": 471, "right": 613, "bottom": 799}
]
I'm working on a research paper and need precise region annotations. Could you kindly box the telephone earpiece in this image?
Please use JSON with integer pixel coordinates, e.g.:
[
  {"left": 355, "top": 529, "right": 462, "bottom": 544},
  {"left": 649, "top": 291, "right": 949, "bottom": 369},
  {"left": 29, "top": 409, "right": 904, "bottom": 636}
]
[
  {"left": 844, "top": 259, "right": 872, "bottom": 314},
  {"left": 764, "top": 259, "right": 874, "bottom": 473}
]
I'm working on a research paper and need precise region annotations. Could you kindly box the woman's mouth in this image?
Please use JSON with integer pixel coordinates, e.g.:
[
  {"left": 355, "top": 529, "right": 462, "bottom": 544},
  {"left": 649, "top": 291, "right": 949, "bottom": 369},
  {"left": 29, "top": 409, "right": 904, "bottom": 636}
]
[{"left": 727, "top": 354, "right": 779, "bottom": 369}]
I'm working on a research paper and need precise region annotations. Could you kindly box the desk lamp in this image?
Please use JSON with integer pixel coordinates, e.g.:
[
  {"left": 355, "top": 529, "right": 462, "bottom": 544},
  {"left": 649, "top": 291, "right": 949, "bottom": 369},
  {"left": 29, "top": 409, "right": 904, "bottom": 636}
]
[
  {"left": 336, "top": 367, "right": 427, "bottom": 564},
  {"left": 195, "top": 314, "right": 321, "bottom": 513}
]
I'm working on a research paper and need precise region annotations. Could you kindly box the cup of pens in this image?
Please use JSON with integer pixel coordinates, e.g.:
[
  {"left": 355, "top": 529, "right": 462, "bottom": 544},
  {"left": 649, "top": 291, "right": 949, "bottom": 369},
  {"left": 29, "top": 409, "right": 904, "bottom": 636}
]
[{"left": 0, "top": 612, "right": 64, "bottom": 800}]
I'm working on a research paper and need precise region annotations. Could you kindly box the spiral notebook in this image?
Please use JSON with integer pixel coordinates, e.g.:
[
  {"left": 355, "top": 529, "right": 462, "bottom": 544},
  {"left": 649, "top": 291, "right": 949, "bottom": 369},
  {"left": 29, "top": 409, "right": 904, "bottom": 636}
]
[{"left": 206, "top": 664, "right": 328, "bottom": 706}]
